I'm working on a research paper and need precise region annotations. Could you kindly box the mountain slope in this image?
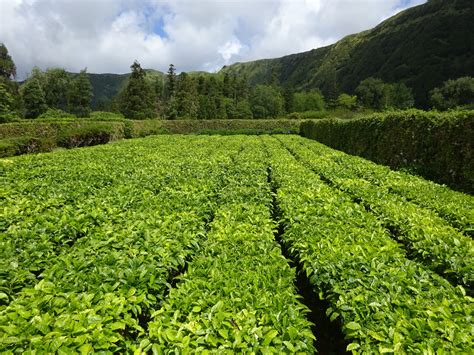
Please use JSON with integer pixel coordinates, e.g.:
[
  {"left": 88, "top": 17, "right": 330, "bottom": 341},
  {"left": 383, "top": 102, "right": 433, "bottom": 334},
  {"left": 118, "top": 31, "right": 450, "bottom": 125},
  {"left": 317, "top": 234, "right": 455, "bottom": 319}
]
[
  {"left": 88, "top": 69, "right": 165, "bottom": 109},
  {"left": 220, "top": 0, "right": 474, "bottom": 107},
  {"left": 87, "top": 69, "right": 218, "bottom": 109}
]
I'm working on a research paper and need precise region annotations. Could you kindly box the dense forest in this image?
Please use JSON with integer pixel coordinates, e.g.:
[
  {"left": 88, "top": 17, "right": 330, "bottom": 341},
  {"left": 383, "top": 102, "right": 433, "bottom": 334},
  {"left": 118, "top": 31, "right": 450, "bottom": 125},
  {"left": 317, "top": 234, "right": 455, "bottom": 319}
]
[{"left": 1, "top": 40, "right": 473, "bottom": 122}]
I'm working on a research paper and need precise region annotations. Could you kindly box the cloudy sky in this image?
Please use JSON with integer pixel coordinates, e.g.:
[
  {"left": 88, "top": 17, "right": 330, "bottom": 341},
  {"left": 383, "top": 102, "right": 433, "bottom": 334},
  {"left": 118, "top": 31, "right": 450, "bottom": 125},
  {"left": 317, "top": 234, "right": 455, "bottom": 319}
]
[{"left": 1, "top": 0, "right": 426, "bottom": 79}]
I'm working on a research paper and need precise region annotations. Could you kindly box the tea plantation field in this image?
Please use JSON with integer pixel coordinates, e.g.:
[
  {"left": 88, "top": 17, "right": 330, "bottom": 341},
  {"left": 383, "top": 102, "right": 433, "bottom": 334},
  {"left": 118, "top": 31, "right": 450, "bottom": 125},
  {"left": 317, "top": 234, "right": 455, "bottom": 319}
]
[{"left": 1, "top": 135, "right": 472, "bottom": 353}]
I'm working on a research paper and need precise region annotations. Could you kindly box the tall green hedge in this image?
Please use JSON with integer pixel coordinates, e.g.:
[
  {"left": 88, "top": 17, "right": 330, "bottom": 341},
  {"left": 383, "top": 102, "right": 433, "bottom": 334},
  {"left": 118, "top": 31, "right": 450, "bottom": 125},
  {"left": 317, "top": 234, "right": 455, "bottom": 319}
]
[
  {"left": 300, "top": 110, "right": 474, "bottom": 193},
  {"left": 125, "top": 119, "right": 301, "bottom": 138},
  {"left": 0, "top": 119, "right": 301, "bottom": 158}
]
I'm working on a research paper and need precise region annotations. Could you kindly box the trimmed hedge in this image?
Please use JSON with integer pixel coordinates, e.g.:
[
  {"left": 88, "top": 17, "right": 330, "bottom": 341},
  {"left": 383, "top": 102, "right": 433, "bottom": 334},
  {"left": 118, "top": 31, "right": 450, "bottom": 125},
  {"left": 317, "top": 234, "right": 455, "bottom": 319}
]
[
  {"left": 0, "top": 121, "right": 124, "bottom": 157},
  {"left": 57, "top": 126, "right": 119, "bottom": 148},
  {"left": 0, "top": 119, "right": 301, "bottom": 157},
  {"left": 125, "top": 119, "right": 301, "bottom": 138},
  {"left": 300, "top": 110, "right": 474, "bottom": 193},
  {"left": 0, "top": 137, "right": 56, "bottom": 157}
]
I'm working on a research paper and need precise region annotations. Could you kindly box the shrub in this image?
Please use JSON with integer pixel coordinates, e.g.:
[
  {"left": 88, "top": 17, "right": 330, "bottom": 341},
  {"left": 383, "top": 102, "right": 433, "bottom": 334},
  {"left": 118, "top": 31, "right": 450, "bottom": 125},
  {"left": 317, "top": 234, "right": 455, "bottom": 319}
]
[
  {"left": 88, "top": 111, "right": 125, "bottom": 121},
  {"left": 298, "top": 110, "right": 329, "bottom": 119},
  {"left": 37, "top": 108, "right": 76, "bottom": 121},
  {"left": 287, "top": 112, "right": 302, "bottom": 120},
  {"left": 336, "top": 93, "right": 358, "bottom": 110},
  {"left": 0, "top": 119, "right": 301, "bottom": 157},
  {"left": 0, "top": 112, "right": 20, "bottom": 124},
  {"left": 0, "top": 136, "right": 55, "bottom": 157},
  {"left": 57, "top": 125, "right": 115, "bottom": 148}
]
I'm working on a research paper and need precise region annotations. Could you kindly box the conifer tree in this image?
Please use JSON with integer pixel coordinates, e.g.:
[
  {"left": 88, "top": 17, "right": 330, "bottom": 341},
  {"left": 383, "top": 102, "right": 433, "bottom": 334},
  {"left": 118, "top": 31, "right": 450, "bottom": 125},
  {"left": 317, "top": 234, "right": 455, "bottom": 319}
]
[
  {"left": 223, "top": 72, "right": 236, "bottom": 98},
  {"left": 236, "top": 75, "right": 250, "bottom": 100},
  {"left": 326, "top": 67, "right": 339, "bottom": 108},
  {"left": 176, "top": 72, "right": 198, "bottom": 118},
  {"left": 68, "top": 69, "right": 93, "bottom": 117},
  {"left": 21, "top": 77, "right": 47, "bottom": 118},
  {"left": 154, "top": 77, "right": 164, "bottom": 100},
  {"left": 283, "top": 87, "right": 294, "bottom": 113},
  {"left": 269, "top": 67, "right": 280, "bottom": 87},
  {"left": 44, "top": 68, "right": 70, "bottom": 111},
  {"left": 166, "top": 63, "right": 177, "bottom": 99},
  {"left": 119, "top": 61, "right": 156, "bottom": 119}
]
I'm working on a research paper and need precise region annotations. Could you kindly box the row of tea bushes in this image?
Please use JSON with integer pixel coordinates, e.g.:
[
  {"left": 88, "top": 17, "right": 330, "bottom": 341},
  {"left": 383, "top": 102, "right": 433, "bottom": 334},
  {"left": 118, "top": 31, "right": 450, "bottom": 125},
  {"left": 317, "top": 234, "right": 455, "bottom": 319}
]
[{"left": 264, "top": 136, "right": 473, "bottom": 353}]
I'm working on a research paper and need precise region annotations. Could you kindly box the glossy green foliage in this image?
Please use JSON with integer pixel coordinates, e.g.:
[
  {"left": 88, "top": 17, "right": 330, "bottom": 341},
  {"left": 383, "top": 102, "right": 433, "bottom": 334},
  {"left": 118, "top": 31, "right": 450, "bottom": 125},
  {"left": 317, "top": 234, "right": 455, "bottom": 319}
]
[
  {"left": 1, "top": 135, "right": 472, "bottom": 353},
  {"left": 1, "top": 136, "right": 240, "bottom": 352},
  {"left": 294, "top": 138, "right": 474, "bottom": 236},
  {"left": 279, "top": 135, "right": 474, "bottom": 291},
  {"left": 263, "top": 136, "right": 473, "bottom": 353},
  {"left": 144, "top": 139, "right": 314, "bottom": 352}
]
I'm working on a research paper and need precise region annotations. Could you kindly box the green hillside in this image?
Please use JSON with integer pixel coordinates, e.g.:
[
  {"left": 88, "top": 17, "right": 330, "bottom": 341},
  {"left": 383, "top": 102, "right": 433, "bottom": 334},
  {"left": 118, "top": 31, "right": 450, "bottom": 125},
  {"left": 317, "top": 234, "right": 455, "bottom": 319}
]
[
  {"left": 220, "top": 0, "right": 474, "bottom": 107},
  {"left": 88, "top": 69, "right": 165, "bottom": 109},
  {"left": 87, "top": 69, "right": 219, "bottom": 109},
  {"left": 84, "top": 0, "right": 473, "bottom": 109}
]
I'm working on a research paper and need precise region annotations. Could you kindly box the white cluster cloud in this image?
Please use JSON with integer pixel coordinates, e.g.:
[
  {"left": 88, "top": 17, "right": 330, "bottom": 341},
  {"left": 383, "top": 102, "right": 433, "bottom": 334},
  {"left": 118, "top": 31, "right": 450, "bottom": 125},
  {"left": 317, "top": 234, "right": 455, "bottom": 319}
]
[{"left": 0, "top": 0, "right": 426, "bottom": 79}]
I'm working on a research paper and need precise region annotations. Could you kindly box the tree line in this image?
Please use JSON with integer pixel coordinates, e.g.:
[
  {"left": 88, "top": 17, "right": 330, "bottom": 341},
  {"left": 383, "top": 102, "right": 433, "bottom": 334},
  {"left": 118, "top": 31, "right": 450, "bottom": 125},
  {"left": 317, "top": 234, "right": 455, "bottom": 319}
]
[
  {"left": 1, "top": 43, "right": 473, "bottom": 122},
  {"left": 1, "top": 43, "right": 93, "bottom": 121}
]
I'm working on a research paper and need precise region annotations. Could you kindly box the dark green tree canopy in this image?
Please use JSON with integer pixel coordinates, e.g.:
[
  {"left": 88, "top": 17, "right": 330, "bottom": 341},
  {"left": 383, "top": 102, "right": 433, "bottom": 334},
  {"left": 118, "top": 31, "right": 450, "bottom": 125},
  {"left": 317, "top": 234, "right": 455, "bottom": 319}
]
[
  {"left": 430, "top": 77, "right": 474, "bottom": 110},
  {"left": 166, "top": 63, "right": 177, "bottom": 99},
  {"left": 0, "top": 83, "right": 18, "bottom": 122},
  {"left": 0, "top": 44, "right": 22, "bottom": 116},
  {"left": 68, "top": 69, "right": 93, "bottom": 117},
  {"left": 43, "top": 68, "right": 70, "bottom": 110},
  {"left": 119, "top": 61, "right": 156, "bottom": 119},
  {"left": 250, "top": 85, "right": 284, "bottom": 119},
  {"left": 355, "top": 78, "right": 388, "bottom": 110},
  {"left": 388, "top": 83, "right": 415, "bottom": 110},
  {"left": 291, "top": 91, "right": 325, "bottom": 113},
  {"left": 0, "top": 43, "right": 16, "bottom": 80},
  {"left": 336, "top": 93, "right": 358, "bottom": 110},
  {"left": 21, "top": 77, "right": 47, "bottom": 119},
  {"left": 356, "top": 78, "right": 414, "bottom": 110},
  {"left": 176, "top": 72, "right": 198, "bottom": 119}
]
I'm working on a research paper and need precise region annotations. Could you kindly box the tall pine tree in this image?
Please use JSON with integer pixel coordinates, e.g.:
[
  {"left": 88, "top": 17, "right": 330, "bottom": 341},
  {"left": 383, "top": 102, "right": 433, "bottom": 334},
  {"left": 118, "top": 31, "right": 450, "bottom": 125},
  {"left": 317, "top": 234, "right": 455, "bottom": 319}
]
[
  {"left": 44, "top": 68, "right": 70, "bottom": 111},
  {"left": 166, "top": 63, "right": 177, "bottom": 99},
  {"left": 119, "top": 61, "right": 156, "bottom": 119},
  {"left": 21, "top": 77, "right": 47, "bottom": 119},
  {"left": 68, "top": 69, "right": 93, "bottom": 117},
  {"left": 176, "top": 72, "right": 198, "bottom": 119}
]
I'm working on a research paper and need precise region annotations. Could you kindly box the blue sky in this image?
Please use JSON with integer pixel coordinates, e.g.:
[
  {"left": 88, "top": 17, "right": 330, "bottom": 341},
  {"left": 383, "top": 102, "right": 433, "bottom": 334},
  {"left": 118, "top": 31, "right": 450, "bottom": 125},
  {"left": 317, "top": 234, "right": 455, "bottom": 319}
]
[{"left": 0, "top": 0, "right": 426, "bottom": 79}]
